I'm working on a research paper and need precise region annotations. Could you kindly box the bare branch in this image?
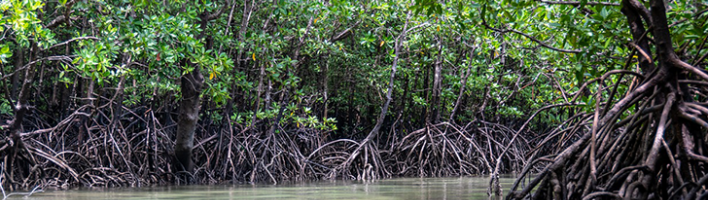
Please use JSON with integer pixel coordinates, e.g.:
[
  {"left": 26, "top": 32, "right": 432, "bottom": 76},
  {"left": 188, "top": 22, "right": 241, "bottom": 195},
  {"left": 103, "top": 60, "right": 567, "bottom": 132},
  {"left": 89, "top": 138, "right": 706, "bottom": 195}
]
[
  {"left": 330, "top": 21, "right": 361, "bottom": 42},
  {"left": 630, "top": 43, "right": 653, "bottom": 64},
  {"left": 45, "top": 16, "right": 66, "bottom": 29},
  {"left": 1, "top": 56, "right": 73, "bottom": 81},
  {"left": 47, "top": 36, "right": 100, "bottom": 50}
]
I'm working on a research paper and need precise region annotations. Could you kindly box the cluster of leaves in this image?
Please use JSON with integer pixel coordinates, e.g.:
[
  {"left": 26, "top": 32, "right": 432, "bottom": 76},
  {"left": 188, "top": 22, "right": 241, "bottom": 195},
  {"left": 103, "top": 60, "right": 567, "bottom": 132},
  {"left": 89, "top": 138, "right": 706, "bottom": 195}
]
[{"left": 7, "top": 0, "right": 691, "bottom": 141}]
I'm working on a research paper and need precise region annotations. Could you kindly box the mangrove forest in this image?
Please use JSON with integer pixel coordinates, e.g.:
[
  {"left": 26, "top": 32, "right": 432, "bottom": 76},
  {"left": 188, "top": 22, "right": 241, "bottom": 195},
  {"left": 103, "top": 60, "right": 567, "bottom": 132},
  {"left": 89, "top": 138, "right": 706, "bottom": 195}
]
[{"left": 0, "top": 0, "right": 707, "bottom": 199}]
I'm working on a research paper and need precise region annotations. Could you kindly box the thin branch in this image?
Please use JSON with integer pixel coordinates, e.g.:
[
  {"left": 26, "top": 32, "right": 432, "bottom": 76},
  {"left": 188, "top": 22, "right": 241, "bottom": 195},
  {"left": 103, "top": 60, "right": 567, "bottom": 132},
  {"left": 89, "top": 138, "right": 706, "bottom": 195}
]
[
  {"left": 45, "top": 16, "right": 66, "bottom": 29},
  {"left": 480, "top": 5, "right": 581, "bottom": 53},
  {"left": 330, "top": 21, "right": 361, "bottom": 42},
  {"left": 397, "top": 22, "right": 431, "bottom": 41},
  {"left": 630, "top": 43, "right": 653, "bottom": 64},
  {"left": 694, "top": 50, "right": 708, "bottom": 67},
  {"left": 0, "top": 55, "right": 73, "bottom": 81},
  {"left": 47, "top": 36, "right": 100, "bottom": 50}
]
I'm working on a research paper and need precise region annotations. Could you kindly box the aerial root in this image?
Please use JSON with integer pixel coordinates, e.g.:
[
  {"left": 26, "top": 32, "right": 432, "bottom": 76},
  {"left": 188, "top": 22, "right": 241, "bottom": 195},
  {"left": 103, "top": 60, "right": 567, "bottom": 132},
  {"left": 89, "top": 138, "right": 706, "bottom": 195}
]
[
  {"left": 0, "top": 90, "right": 531, "bottom": 189},
  {"left": 386, "top": 121, "right": 527, "bottom": 177},
  {"left": 509, "top": 63, "right": 708, "bottom": 199}
]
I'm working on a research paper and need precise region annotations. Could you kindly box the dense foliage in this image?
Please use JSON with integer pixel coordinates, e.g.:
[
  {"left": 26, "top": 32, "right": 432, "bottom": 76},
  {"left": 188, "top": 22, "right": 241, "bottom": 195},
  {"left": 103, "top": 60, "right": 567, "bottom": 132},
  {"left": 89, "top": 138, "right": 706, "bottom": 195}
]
[{"left": 0, "top": 0, "right": 707, "bottom": 198}]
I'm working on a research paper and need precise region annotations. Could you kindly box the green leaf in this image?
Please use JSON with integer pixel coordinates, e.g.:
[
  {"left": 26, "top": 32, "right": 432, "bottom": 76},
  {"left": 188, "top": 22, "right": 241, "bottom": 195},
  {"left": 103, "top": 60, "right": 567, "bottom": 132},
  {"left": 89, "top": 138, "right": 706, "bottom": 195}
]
[{"left": 600, "top": 7, "right": 609, "bottom": 19}]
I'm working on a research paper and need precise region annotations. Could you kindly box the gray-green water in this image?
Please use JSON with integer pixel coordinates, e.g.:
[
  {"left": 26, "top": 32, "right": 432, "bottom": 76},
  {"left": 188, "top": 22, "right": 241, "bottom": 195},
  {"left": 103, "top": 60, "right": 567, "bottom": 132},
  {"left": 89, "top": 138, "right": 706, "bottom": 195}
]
[{"left": 14, "top": 176, "right": 521, "bottom": 200}]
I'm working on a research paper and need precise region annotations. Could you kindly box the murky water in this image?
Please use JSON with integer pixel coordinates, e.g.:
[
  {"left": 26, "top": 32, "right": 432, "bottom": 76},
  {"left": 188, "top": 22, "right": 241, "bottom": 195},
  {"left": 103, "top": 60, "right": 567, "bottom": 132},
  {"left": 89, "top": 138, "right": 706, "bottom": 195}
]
[{"left": 13, "top": 176, "right": 522, "bottom": 200}]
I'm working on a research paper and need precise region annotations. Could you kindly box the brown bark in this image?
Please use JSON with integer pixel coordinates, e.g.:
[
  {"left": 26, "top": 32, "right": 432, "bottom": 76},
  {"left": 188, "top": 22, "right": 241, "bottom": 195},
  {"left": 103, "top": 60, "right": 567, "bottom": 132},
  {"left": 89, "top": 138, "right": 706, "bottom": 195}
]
[
  {"left": 8, "top": 42, "right": 38, "bottom": 150},
  {"left": 174, "top": 66, "right": 204, "bottom": 173},
  {"left": 621, "top": 1, "right": 655, "bottom": 73},
  {"left": 11, "top": 46, "right": 23, "bottom": 98},
  {"left": 449, "top": 46, "right": 475, "bottom": 122},
  {"left": 173, "top": 5, "right": 222, "bottom": 173},
  {"left": 422, "top": 62, "right": 430, "bottom": 123},
  {"left": 430, "top": 33, "right": 443, "bottom": 124},
  {"left": 510, "top": 0, "right": 706, "bottom": 198}
]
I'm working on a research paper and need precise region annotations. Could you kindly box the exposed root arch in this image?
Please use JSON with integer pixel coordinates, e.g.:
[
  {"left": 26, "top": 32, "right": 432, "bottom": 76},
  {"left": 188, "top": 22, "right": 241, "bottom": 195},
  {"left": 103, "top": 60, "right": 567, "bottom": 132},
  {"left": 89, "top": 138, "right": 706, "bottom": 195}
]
[
  {"left": 387, "top": 121, "right": 528, "bottom": 178},
  {"left": 509, "top": 18, "right": 708, "bottom": 200}
]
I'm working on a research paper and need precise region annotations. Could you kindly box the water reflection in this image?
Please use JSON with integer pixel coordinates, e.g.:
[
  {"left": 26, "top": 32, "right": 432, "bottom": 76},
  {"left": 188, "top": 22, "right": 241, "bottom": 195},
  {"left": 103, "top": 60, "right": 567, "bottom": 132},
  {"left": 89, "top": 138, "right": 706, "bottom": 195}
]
[{"left": 17, "top": 176, "right": 519, "bottom": 200}]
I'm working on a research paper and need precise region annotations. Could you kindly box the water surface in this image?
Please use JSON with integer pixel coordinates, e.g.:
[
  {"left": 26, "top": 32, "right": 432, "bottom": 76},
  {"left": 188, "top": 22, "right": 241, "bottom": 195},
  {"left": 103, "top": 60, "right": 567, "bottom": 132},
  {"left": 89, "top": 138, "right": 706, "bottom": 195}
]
[{"left": 15, "top": 176, "right": 521, "bottom": 200}]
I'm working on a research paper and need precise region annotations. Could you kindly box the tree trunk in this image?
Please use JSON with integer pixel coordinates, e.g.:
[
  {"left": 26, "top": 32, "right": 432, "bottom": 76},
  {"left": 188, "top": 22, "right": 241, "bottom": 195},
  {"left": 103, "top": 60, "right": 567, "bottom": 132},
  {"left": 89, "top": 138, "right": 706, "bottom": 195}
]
[
  {"left": 11, "top": 45, "right": 23, "bottom": 98},
  {"left": 9, "top": 42, "right": 38, "bottom": 151},
  {"left": 431, "top": 33, "right": 443, "bottom": 124},
  {"left": 174, "top": 66, "right": 203, "bottom": 173},
  {"left": 422, "top": 62, "right": 430, "bottom": 123},
  {"left": 620, "top": 0, "right": 655, "bottom": 73},
  {"left": 173, "top": 6, "right": 224, "bottom": 174}
]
